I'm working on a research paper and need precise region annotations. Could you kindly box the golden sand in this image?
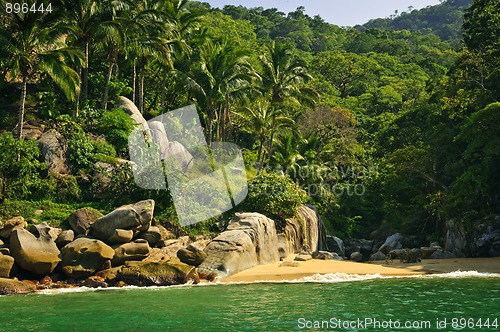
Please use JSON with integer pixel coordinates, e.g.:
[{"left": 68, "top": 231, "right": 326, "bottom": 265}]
[{"left": 221, "top": 256, "right": 500, "bottom": 283}]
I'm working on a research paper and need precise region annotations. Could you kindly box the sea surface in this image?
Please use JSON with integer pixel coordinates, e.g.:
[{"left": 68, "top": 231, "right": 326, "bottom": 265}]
[{"left": 1, "top": 271, "right": 499, "bottom": 331}]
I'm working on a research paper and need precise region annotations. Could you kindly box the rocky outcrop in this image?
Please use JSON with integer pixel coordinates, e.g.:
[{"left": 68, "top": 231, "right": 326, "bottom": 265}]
[
  {"left": 0, "top": 278, "right": 36, "bottom": 295},
  {"left": 345, "top": 239, "right": 374, "bottom": 261},
  {"left": 0, "top": 253, "right": 14, "bottom": 278},
  {"left": 90, "top": 199, "right": 154, "bottom": 241},
  {"left": 116, "top": 96, "right": 149, "bottom": 130},
  {"left": 38, "top": 129, "right": 69, "bottom": 174},
  {"left": 9, "top": 228, "right": 60, "bottom": 275},
  {"left": 198, "top": 213, "right": 280, "bottom": 279},
  {"left": 0, "top": 216, "right": 27, "bottom": 240},
  {"left": 117, "top": 259, "right": 199, "bottom": 286},
  {"left": 112, "top": 241, "right": 151, "bottom": 267},
  {"left": 68, "top": 208, "right": 103, "bottom": 236},
  {"left": 445, "top": 219, "right": 467, "bottom": 257},
  {"left": 60, "top": 238, "right": 115, "bottom": 278},
  {"left": 278, "top": 205, "right": 322, "bottom": 258},
  {"left": 378, "top": 233, "right": 403, "bottom": 255}
]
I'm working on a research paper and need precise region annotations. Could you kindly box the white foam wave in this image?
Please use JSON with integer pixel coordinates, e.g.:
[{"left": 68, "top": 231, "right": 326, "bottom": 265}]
[{"left": 30, "top": 270, "right": 500, "bottom": 295}]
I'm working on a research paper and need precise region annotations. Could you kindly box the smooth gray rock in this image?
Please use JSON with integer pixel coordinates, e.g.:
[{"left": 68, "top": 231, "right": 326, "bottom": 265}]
[
  {"left": 68, "top": 207, "right": 103, "bottom": 236},
  {"left": 9, "top": 228, "right": 60, "bottom": 275},
  {"left": 198, "top": 213, "right": 280, "bottom": 279},
  {"left": 55, "top": 230, "right": 75, "bottom": 248},
  {"left": 116, "top": 96, "right": 149, "bottom": 130},
  {"left": 138, "top": 226, "right": 162, "bottom": 246},
  {"left": 91, "top": 200, "right": 154, "bottom": 241},
  {"left": 108, "top": 229, "right": 134, "bottom": 244},
  {"left": 112, "top": 242, "right": 151, "bottom": 266},
  {"left": 350, "top": 251, "right": 363, "bottom": 262},
  {"left": 38, "top": 129, "right": 69, "bottom": 174},
  {"left": 177, "top": 244, "right": 207, "bottom": 267},
  {"left": 60, "top": 238, "right": 115, "bottom": 278}
]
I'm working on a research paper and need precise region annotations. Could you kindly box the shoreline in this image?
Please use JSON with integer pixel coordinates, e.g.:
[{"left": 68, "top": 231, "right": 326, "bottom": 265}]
[{"left": 220, "top": 257, "right": 500, "bottom": 283}]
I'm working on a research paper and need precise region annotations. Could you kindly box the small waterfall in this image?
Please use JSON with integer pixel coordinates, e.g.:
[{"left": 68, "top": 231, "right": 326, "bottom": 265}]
[{"left": 305, "top": 204, "right": 328, "bottom": 251}]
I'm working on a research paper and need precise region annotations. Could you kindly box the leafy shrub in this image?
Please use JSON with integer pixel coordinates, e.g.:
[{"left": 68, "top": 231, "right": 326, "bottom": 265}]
[
  {"left": 92, "top": 139, "right": 116, "bottom": 157},
  {"left": 239, "top": 172, "right": 307, "bottom": 226},
  {"left": 95, "top": 109, "right": 135, "bottom": 156},
  {"left": 67, "top": 135, "right": 96, "bottom": 173},
  {"left": 0, "top": 132, "right": 45, "bottom": 199}
]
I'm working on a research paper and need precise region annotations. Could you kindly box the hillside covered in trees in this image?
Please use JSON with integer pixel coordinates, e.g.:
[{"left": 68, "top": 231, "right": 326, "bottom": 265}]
[
  {"left": 361, "top": 0, "right": 473, "bottom": 44},
  {"left": 0, "top": 0, "right": 498, "bottom": 250}
]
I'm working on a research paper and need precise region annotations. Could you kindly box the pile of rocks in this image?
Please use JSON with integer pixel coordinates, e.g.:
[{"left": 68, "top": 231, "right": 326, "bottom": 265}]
[
  {"left": 0, "top": 201, "right": 326, "bottom": 294},
  {"left": 0, "top": 199, "right": 211, "bottom": 294}
]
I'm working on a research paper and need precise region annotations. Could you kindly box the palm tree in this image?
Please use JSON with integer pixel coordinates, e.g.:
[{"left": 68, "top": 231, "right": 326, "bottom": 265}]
[
  {"left": 236, "top": 99, "right": 294, "bottom": 173},
  {"left": 123, "top": 0, "right": 191, "bottom": 114},
  {"left": 272, "top": 132, "right": 304, "bottom": 176},
  {"left": 61, "top": 0, "right": 128, "bottom": 116},
  {"left": 185, "top": 39, "right": 257, "bottom": 143},
  {"left": 0, "top": 3, "right": 82, "bottom": 139},
  {"left": 260, "top": 41, "right": 318, "bottom": 107}
]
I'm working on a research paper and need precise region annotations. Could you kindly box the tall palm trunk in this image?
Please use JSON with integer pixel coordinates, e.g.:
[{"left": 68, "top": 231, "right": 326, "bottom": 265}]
[
  {"left": 138, "top": 69, "right": 144, "bottom": 114},
  {"left": 17, "top": 77, "right": 28, "bottom": 139},
  {"left": 257, "top": 133, "right": 265, "bottom": 174},
  {"left": 81, "top": 39, "right": 89, "bottom": 106},
  {"left": 102, "top": 61, "right": 114, "bottom": 109},
  {"left": 132, "top": 59, "right": 137, "bottom": 103}
]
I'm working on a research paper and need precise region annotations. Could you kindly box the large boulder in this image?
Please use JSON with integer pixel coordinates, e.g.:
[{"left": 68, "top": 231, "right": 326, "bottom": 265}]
[
  {"left": 116, "top": 96, "right": 149, "bottom": 130},
  {"left": 112, "top": 241, "right": 151, "bottom": 267},
  {"left": 68, "top": 207, "right": 104, "bottom": 236},
  {"left": 0, "top": 278, "right": 36, "bottom": 295},
  {"left": 0, "top": 216, "right": 27, "bottom": 240},
  {"left": 0, "top": 253, "right": 14, "bottom": 278},
  {"left": 9, "top": 228, "right": 60, "bottom": 275},
  {"left": 117, "top": 259, "right": 199, "bottom": 286},
  {"left": 177, "top": 244, "right": 207, "bottom": 267},
  {"left": 38, "top": 129, "right": 70, "bottom": 174},
  {"left": 445, "top": 219, "right": 468, "bottom": 257},
  {"left": 91, "top": 199, "right": 155, "bottom": 241},
  {"left": 60, "top": 238, "right": 115, "bottom": 278},
  {"left": 378, "top": 233, "right": 403, "bottom": 255},
  {"left": 198, "top": 212, "right": 280, "bottom": 279}
]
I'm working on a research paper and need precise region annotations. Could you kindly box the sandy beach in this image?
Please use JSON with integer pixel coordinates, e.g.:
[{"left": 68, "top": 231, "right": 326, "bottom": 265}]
[{"left": 221, "top": 256, "right": 500, "bottom": 282}]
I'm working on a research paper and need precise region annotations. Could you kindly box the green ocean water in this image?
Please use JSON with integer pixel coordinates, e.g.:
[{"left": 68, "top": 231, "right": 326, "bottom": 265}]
[{"left": 1, "top": 273, "right": 499, "bottom": 332}]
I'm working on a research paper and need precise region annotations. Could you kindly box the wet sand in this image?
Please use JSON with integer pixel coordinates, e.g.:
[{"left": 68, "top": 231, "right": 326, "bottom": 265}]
[{"left": 221, "top": 256, "right": 500, "bottom": 282}]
